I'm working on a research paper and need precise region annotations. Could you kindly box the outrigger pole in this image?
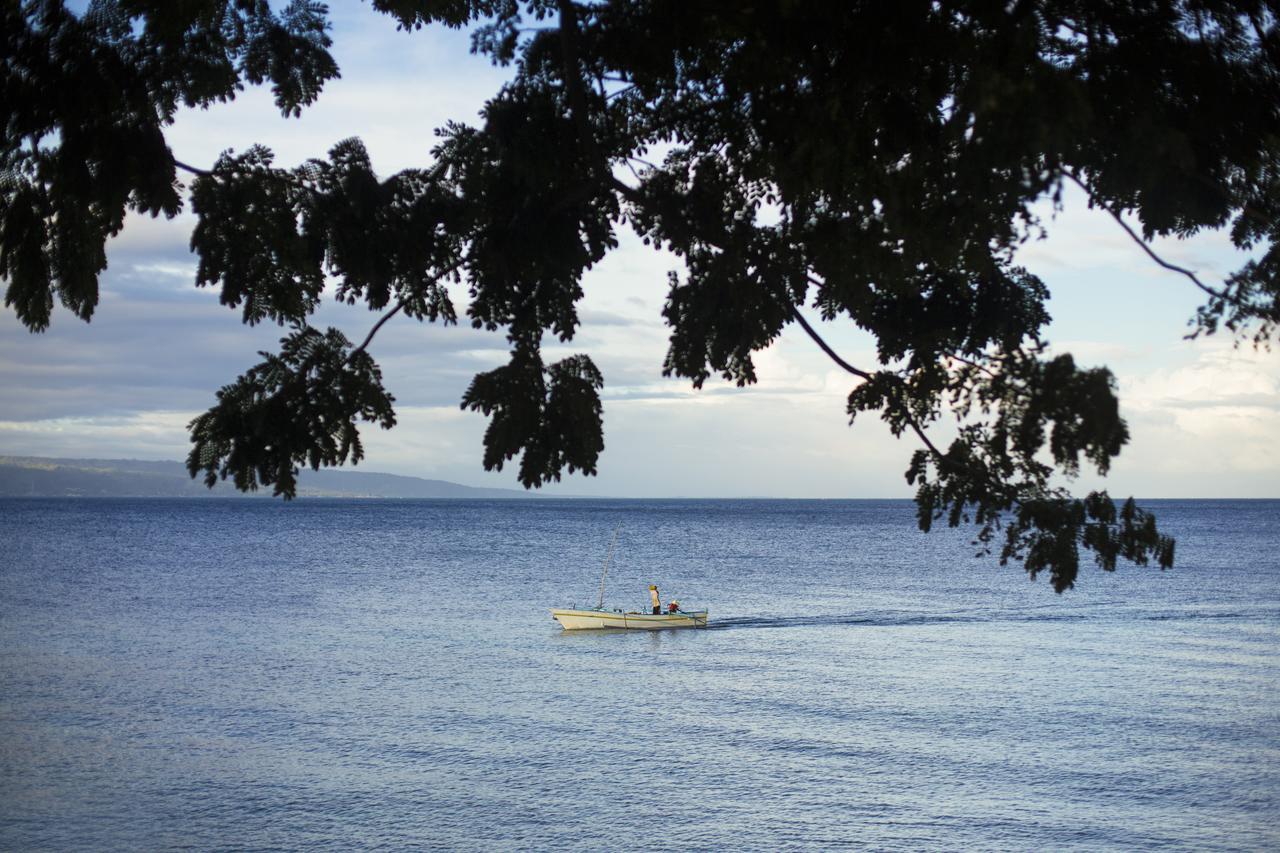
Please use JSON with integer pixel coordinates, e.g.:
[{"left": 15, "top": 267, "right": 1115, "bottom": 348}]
[{"left": 597, "top": 525, "right": 621, "bottom": 609}]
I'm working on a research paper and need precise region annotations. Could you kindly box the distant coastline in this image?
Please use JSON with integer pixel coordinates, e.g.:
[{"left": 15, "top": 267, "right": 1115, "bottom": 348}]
[
  {"left": 0, "top": 455, "right": 536, "bottom": 499},
  {"left": 3, "top": 457, "right": 1273, "bottom": 501}
]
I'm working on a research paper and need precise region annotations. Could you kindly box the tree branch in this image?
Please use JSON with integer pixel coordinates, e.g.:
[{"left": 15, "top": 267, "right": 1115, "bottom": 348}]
[
  {"left": 556, "top": 0, "right": 607, "bottom": 178},
  {"left": 789, "top": 306, "right": 871, "bottom": 380},
  {"left": 1062, "top": 169, "right": 1230, "bottom": 303},
  {"left": 946, "top": 350, "right": 1000, "bottom": 378},
  {"left": 606, "top": 83, "right": 638, "bottom": 101},
  {"left": 350, "top": 300, "right": 406, "bottom": 360},
  {"left": 609, "top": 174, "right": 643, "bottom": 205},
  {"left": 349, "top": 259, "right": 466, "bottom": 361},
  {"left": 789, "top": 305, "right": 945, "bottom": 460},
  {"left": 173, "top": 158, "right": 211, "bottom": 177}
]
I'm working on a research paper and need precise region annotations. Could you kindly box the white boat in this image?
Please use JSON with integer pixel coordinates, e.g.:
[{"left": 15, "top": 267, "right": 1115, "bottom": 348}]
[
  {"left": 552, "top": 526, "right": 708, "bottom": 630},
  {"left": 551, "top": 607, "right": 709, "bottom": 631}
]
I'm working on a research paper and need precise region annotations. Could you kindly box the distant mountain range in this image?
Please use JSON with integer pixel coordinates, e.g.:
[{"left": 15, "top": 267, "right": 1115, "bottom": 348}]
[{"left": 0, "top": 456, "right": 536, "bottom": 499}]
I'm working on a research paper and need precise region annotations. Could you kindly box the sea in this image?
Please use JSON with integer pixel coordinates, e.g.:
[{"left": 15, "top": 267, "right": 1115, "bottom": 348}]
[{"left": 1, "top": 497, "right": 1277, "bottom": 851}]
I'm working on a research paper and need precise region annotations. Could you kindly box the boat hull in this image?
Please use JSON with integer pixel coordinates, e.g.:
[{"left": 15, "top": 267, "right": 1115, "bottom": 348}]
[{"left": 551, "top": 608, "right": 709, "bottom": 630}]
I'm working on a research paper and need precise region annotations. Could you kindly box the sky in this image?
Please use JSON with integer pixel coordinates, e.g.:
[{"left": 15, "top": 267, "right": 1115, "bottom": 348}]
[{"left": 1, "top": 8, "right": 1277, "bottom": 498}]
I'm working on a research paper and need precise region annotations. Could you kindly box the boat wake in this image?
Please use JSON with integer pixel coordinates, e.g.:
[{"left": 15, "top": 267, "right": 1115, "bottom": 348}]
[
  {"left": 708, "top": 606, "right": 1268, "bottom": 631},
  {"left": 711, "top": 612, "right": 989, "bottom": 631}
]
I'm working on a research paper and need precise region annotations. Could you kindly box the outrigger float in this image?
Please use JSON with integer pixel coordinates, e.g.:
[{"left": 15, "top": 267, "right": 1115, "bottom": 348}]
[{"left": 551, "top": 527, "right": 708, "bottom": 631}]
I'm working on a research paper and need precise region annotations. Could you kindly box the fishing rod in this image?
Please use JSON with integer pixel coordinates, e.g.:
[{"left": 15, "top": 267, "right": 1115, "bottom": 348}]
[{"left": 597, "top": 524, "right": 621, "bottom": 610}]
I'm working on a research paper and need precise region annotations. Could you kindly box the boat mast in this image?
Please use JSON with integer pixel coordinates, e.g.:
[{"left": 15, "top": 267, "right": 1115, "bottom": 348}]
[{"left": 597, "top": 525, "right": 620, "bottom": 609}]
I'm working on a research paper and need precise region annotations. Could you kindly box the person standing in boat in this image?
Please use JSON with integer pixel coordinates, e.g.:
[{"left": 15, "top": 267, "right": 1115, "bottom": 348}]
[{"left": 649, "top": 584, "right": 661, "bottom": 614}]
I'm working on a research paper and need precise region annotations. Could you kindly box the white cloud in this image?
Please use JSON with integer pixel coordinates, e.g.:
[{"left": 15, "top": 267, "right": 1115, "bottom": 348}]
[
  {"left": 1122, "top": 343, "right": 1280, "bottom": 479},
  {"left": 0, "top": 411, "right": 196, "bottom": 460},
  {"left": 1059, "top": 339, "right": 1280, "bottom": 496},
  {"left": 1124, "top": 342, "right": 1280, "bottom": 412}
]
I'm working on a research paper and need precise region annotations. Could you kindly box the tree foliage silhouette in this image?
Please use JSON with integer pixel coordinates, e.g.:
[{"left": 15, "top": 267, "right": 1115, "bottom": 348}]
[{"left": 5, "top": 0, "right": 1279, "bottom": 590}]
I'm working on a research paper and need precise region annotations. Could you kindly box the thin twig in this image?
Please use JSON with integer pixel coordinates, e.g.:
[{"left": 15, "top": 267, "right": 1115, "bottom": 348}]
[
  {"left": 606, "top": 84, "right": 638, "bottom": 101},
  {"left": 349, "top": 259, "right": 465, "bottom": 361},
  {"left": 789, "top": 307, "right": 871, "bottom": 379},
  {"left": 1062, "top": 169, "right": 1228, "bottom": 302},
  {"left": 350, "top": 300, "right": 406, "bottom": 360},
  {"left": 905, "top": 414, "right": 945, "bottom": 461},
  {"left": 790, "top": 306, "right": 945, "bottom": 459},
  {"left": 946, "top": 351, "right": 999, "bottom": 378}
]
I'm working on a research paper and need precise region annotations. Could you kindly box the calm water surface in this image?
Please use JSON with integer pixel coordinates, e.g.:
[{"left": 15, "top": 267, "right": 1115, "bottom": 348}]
[{"left": 1, "top": 498, "right": 1278, "bottom": 850}]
